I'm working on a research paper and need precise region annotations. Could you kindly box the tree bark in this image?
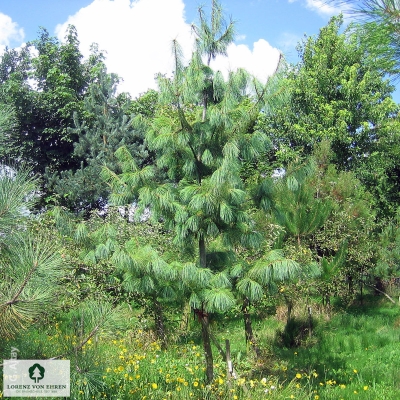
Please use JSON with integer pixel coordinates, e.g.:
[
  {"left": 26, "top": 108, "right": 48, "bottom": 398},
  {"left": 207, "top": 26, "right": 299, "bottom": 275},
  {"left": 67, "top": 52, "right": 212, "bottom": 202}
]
[
  {"left": 242, "top": 297, "right": 260, "bottom": 357},
  {"left": 200, "top": 314, "right": 214, "bottom": 383},
  {"left": 199, "top": 236, "right": 207, "bottom": 268},
  {"left": 154, "top": 299, "right": 167, "bottom": 350},
  {"left": 198, "top": 236, "right": 213, "bottom": 382}
]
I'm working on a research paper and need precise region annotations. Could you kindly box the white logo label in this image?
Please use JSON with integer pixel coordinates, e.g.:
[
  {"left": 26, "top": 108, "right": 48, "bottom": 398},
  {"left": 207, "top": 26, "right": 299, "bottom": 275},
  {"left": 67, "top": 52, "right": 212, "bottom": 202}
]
[{"left": 3, "top": 360, "right": 70, "bottom": 397}]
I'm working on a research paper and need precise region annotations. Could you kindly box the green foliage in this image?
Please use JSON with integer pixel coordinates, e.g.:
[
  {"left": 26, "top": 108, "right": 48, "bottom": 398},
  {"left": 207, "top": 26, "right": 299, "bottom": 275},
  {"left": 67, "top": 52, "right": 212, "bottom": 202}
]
[
  {"left": 0, "top": 166, "right": 64, "bottom": 339},
  {"left": 248, "top": 250, "right": 301, "bottom": 286},
  {"left": 0, "top": 104, "right": 17, "bottom": 155},
  {"left": 115, "top": 243, "right": 178, "bottom": 300},
  {"left": 328, "top": 0, "right": 400, "bottom": 76},
  {"left": 0, "top": 233, "right": 64, "bottom": 339},
  {"left": 258, "top": 157, "right": 333, "bottom": 248},
  {"left": 375, "top": 208, "right": 400, "bottom": 278},
  {"left": 48, "top": 70, "right": 149, "bottom": 213},
  {"left": 192, "top": 0, "right": 236, "bottom": 65},
  {"left": 102, "top": 0, "right": 288, "bottom": 381},
  {"left": 0, "top": 26, "right": 111, "bottom": 208},
  {"left": 0, "top": 26, "right": 86, "bottom": 172},
  {"left": 257, "top": 15, "right": 396, "bottom": 171}
]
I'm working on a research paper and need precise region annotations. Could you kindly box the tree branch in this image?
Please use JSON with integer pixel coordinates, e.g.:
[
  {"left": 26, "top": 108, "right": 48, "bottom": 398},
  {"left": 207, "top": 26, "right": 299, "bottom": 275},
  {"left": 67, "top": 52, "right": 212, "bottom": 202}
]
[{"left": 4, "top": 261, "right": 39, "bottom": 307}]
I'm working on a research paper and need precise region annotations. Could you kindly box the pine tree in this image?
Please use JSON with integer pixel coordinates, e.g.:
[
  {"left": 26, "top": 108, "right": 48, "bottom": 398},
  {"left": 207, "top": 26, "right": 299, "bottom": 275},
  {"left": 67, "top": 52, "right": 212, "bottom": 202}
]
[
  {"left": 0, "top": 165, "right": 64, "bottom": 340},
  {"left": 103, "top": 0, "right": 285, "bottom": 382},
  {"left": 113, "top": 244, "right": 179, "bottom": 349},
  {"left": 327, "top": 0, "right": 400, "bottom": 75},
  {"left": 50, "top": 69, "right": 149, "bottom": 213},
  {"left": 258, "top": 159, "right": 333, "bottom": 247},
  {"left": 232, "top": 248, "right": 300, "bottom": 356}
]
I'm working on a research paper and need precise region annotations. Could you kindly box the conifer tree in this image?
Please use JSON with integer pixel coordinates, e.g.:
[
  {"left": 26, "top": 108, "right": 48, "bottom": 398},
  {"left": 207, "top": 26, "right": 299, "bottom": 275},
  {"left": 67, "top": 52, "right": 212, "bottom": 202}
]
[
  {"left": 103, "top": 0, "right": 285, "bottom": 382},
  {"left": 113, "top": 244, "right": 179, "bottom": 350},
  {"left": 232, "top": 249, "right": 300, "bottom": 356},
  {"left": 51, "top": 69, "right": 149, "bottom": 213},
  {"left": 0, "top": 164, "right": 64, "bottom": 340}
]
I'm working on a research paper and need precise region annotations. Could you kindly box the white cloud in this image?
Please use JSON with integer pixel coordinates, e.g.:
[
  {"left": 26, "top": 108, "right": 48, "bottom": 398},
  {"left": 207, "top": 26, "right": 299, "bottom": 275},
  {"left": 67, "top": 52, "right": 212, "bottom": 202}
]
[
  {"left": 288, "top": 0, "right": 342, "bottom": 17},
  {"left": 56, "top": 0, "right": 193, "bottom": 96},
  {"left": 211, "top": 39, "right": 281, "bottom": 84},
  {"left": 56, "top": 0, "right": 280, "bottom": 97},
  {"left": 305, "top": 0, "right": 341, "bottom": 16},
  {"left": 0, "top": 13, "right": 24, "bottom": 54}
]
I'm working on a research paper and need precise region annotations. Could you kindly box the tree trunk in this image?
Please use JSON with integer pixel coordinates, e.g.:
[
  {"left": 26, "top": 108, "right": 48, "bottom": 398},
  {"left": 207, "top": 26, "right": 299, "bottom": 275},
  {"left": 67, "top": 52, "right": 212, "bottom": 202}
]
[
  {"left": 198, "top": 236, "right": 213, "bottom": 382},
  {"left": 199, "top": 236, "right": 206, "bottom": 268},
  {"left": 242, "top": 297, "right": 260, "bottom": 357},
  {"left": 200, "top": 314, "right": 214, "bottom": 383},
  {"left": 180, "top": 301, "right": 190, "bottom": 331},
  {"left": 154, "top": 299, "right": 167, "bottom": 350}
]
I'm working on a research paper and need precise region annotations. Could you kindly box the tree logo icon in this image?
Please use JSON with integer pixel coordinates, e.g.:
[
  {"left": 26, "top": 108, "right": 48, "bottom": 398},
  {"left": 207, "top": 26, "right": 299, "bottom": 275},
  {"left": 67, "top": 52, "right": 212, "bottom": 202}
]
[{"left": 28, "top": 363, "right": 45, "bottom": 383}]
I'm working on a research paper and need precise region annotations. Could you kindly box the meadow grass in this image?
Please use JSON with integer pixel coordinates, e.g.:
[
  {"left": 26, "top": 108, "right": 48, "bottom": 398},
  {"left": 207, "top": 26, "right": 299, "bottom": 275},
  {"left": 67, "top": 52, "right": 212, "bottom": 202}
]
[{"left": 1, "top": 296, "right": 400, "bottom": 399}]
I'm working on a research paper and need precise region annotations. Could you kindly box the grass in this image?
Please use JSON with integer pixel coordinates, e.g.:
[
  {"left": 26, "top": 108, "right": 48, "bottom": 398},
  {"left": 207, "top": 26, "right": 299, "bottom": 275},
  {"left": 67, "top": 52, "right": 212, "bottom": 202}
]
[{"left": 2, "top": 295, "right": 400, "bottom": 399}]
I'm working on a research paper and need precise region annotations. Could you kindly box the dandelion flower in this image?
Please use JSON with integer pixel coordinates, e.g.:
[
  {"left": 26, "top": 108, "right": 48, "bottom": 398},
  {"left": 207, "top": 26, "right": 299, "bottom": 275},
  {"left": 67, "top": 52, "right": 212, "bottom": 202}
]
[
  {"left": 296, "top": 373, "right": 302, "bottom": 379},
  {"left": 152, "top": 383, "right": 157, "bottom": 389},
  {"left": 364, "top": 386, "right": 368, "bottom": 391}
]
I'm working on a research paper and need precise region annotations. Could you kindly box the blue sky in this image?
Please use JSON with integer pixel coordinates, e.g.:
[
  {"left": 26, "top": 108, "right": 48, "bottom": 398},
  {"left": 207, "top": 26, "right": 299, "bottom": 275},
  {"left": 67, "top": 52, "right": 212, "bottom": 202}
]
[{"left": 0, "top": 0, "right": 365, "bottom": 98}]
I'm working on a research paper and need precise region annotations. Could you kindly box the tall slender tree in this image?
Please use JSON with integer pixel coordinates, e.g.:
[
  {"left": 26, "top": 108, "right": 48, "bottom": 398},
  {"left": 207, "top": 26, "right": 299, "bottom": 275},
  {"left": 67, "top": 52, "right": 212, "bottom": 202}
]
[{"left": 103, "top": 0, "right": 285, "bottom": 382}]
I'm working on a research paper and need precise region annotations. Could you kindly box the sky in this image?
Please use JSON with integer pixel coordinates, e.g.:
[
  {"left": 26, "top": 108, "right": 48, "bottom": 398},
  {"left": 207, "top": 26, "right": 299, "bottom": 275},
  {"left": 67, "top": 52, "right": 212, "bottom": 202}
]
[{"left": 0, "top": 0, "right": 355, "bottom": 99}]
